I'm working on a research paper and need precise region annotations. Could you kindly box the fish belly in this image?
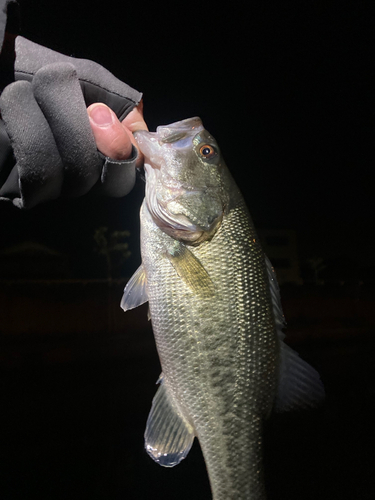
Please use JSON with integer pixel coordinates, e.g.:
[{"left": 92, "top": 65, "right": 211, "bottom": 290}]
[{"left": 141, "top": 200, "right": 278, "bottom": 500}]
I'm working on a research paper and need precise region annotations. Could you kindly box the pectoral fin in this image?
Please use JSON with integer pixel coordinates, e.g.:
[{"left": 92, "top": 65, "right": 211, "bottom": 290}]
[
  {"left": 166, "top": 243, "right": 214, "bottom": 298},
  {"left": 120, "top": 264, "right": 148, "bottom": 311},
  {"left": 145, "top": 377, "right": 195, "bottom": 467}
]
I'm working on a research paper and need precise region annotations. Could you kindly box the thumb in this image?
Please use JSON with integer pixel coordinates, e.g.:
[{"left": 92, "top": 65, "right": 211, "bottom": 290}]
[{"left": 87, "top": 103, "right": 133, "bottom": 160}]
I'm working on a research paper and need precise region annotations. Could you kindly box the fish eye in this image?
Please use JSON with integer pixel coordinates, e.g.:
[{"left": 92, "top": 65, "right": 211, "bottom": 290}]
[{"left": 199, "top": 144, "right": 216, "bottom": 159}]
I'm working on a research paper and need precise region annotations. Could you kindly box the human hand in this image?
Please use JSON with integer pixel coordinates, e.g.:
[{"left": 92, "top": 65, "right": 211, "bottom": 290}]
[
  {"left": 0, "top": 36, "right": 143, "bottom": 208},
  {"left": 87, "top": 100, "right": 148, "bottom": 167}
]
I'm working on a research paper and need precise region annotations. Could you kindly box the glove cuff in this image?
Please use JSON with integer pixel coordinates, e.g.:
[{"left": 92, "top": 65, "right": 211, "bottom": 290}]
[{"left": 95, "top": 144, "right": 138, "bottom": 197}]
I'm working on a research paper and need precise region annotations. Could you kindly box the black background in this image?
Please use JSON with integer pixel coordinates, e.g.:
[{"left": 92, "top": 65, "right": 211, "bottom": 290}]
[
  {"left": 1, "top": 1, "right": 375, "bottom": 499},
  {"left": 1, "top": 0, "right": 374, "bottom": 273}
]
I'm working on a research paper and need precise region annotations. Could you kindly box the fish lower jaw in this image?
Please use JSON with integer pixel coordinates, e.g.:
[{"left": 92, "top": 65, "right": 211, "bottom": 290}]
[
  {"left": 147, "top": 200, "right": 206, "bottom": 243},
  {"left": 156, "top": 221, "right": 205, "bottom": 244},
  {"left": 151, "top": 207, "right": 222, "bottom": 244}
]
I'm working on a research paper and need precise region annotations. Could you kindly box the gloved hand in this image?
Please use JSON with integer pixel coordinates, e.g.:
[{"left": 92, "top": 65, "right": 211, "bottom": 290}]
[{"left": 0, "top": 35, "right": 144, "bottom": 209}]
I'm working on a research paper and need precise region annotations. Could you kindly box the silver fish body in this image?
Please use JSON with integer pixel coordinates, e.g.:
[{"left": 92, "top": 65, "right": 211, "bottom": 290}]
[{"left": 122, "top": 117, "right": 324, "bottom": 500}]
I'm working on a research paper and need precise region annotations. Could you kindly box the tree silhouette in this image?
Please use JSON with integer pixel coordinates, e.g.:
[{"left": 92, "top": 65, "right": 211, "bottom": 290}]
[
  {"left": 94, "top": 226, "right": 131, "bottom": 280},
  {"left": 305, "top": 257, "right": 326, "bottom": 285}
]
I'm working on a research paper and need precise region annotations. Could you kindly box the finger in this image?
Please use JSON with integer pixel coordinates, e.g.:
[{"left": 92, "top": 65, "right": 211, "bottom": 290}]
[
  {"left": 121, "top": 100, "right": 148, "bottom": 168},
  {"left": 122, "top": 99, "right": 148, "bottom": 133},
  {"left": 88, "top": 103, "right": 133, "bottom": 160},
  {"left": 32, "top": 62, "right": 102, "bottom": 197},
  {"left": 0, "top": 80, "right": 64, "bottom": 208},
  {"left": 14, "top": 37, "right": 142, "bottom": 120},
  {"left": 0, "top": 118, "right": 14, "bottom": 182}
]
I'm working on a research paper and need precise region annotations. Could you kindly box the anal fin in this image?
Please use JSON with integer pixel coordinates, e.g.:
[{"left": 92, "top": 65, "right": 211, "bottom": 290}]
[{"left": 145, "top": 377, "right": 195, "bottom": 467}]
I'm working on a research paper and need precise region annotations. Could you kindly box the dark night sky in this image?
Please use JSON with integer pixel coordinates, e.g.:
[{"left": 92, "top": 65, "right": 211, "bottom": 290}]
[{"left": 1, "top": 0, "right": 374, "bottom": 275}]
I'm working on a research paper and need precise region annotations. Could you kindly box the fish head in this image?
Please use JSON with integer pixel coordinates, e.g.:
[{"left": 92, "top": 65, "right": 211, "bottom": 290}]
[{"left": 135, "top": 117, "right": 230, "bottom": 244}]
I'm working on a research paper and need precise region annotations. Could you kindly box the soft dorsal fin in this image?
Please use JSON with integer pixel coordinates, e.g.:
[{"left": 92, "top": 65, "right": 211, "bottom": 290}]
[
  {"left": 265, "top": 256, "right": 325, "bottom": 411},
  {"left": 145, "top": 377, "right": 195, "bottom": 467},
  {"left": 274, "top": 342, "right": 325, "bottom": 412},
  {"left": 165, "top": 242, "right": 214, "bottom": 298},
  {"left": 120, "top": 264, "right": 148, "bottom": 311}
]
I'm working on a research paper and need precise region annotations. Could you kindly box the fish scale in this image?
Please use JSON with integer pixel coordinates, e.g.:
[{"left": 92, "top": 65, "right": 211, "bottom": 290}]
[
  {"left": 121, "top": 117, "right": 324, "bottom": 499},
  {"left": 140, "top": 196, "right": 277, "bottom": 499}
]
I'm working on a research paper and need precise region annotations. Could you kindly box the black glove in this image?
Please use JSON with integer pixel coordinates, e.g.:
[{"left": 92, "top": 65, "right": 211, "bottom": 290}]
[{"left": 0, "top": 34, "right": 143, "bottom": 209}]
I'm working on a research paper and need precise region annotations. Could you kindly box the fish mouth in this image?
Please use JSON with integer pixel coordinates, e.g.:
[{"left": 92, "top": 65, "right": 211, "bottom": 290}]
[
  {"left": 157, "top": 117, "right": 204, "bottom": 144},
  {"left": 134, "top": 117, "right": 204, "bottom": 170},
  {"left": 155, "top": 203, "right": 223, "bottom": 245},
  {"left": 135, "top": 117, "right": 224, "bottom": 244},
  {"left": 151, "top": 205, "right": 222, "bottom": 245},
  {"left": 143, "top": 163, "right": 221, "bottom": 244}
]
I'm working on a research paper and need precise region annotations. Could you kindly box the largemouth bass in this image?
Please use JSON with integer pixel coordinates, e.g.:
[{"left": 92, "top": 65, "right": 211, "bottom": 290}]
[{"left": 121, "top": 117, "right": 324, "bottom": 499}]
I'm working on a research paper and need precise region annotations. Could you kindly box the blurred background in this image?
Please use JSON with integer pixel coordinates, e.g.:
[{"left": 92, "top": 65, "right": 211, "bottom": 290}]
[{"left": 1, "top": 1, "right": 374, "bottom": 498}]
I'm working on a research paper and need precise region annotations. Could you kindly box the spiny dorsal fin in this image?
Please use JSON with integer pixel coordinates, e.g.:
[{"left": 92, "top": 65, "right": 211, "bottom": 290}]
[
  {"left": 145, "top": 377, "right": 195, "bottom": 467},
  {"left": 166, "top": 242, "right": 215, "bottom": 298},
  {"left": 120, "top": 264, "right": 148, "bottom": 311},
  {"left": 265, "top": 255, "right": 325, "bottom": 411},
  {"left": 265, "top": 255, "right": 286, "bottom": 334}
]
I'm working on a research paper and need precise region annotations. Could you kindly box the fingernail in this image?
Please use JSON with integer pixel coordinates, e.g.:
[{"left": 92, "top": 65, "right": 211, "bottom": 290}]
[{"left": 89, "top": 104, "right": 114, "bottom": 127}]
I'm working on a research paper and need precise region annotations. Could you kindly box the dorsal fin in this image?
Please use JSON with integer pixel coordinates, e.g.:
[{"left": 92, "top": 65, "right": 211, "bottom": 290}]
[
  {"left": 265, "top": 255, "right": 286, "bottom": 335},
  {"left": 275, "top": 342, "right": 325, "bottom": 411},
  {"left": 265, "top": 256, "right": 325, "bottom": 411}
]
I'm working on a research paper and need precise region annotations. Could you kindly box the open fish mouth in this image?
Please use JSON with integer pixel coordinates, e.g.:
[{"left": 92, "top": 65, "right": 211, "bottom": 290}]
[
  {"left": 134, "top": 117, "right": 224, "bottom": 243},
  {"left": 157, "top": 117, "right": 204, "bottom": 144},
  {"left": 144, "top": 163, "right": 221, "bottom": 243},
  {"left": 135, "top": 116, "right": 203, "bottom": 148},
  {"left": 134, "top": 117, "right": 205, "bottom": 171}
]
